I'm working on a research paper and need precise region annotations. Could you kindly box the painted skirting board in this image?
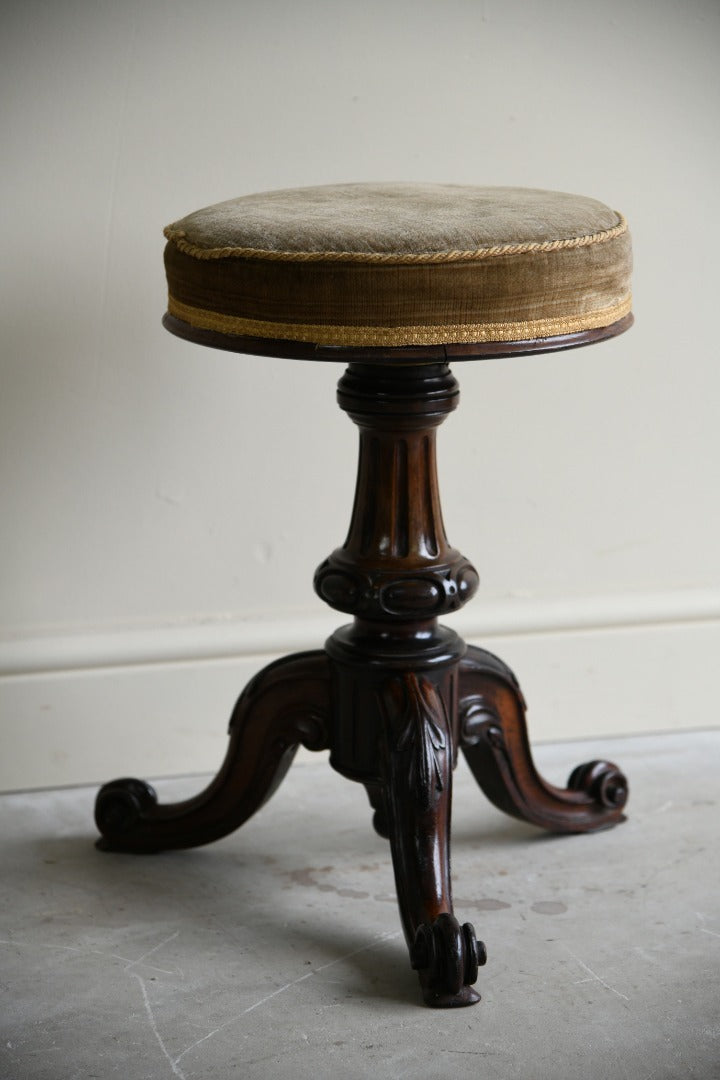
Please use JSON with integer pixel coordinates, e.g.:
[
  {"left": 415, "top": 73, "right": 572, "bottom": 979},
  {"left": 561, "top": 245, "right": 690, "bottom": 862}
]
[{"left": 1, "top": 588, "right": 718, "bottom": 791}]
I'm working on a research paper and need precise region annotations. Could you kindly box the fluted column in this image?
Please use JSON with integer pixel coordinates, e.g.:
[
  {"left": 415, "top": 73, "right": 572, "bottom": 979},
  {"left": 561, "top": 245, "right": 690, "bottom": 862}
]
[{"left": 314, "top": 363, "right": 478, "bottom": 623}]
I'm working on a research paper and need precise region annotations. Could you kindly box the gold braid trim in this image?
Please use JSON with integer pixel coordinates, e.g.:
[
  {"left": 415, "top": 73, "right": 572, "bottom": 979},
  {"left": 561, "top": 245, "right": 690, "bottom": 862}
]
[
  {"left": 167, "top": 295, "right": 632, "bottom": 347},
  {"left": 164, "top": 215, "right": 627, "bottom": 264}
]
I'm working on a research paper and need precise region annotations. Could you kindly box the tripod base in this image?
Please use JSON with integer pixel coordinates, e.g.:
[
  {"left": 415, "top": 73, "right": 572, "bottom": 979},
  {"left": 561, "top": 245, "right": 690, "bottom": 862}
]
[
  {"left": 95, "top": 636, "right": 627, "bottom": 1007},
  {"left": 95, "top": 359, "right": 628, "bottom": 1007}
]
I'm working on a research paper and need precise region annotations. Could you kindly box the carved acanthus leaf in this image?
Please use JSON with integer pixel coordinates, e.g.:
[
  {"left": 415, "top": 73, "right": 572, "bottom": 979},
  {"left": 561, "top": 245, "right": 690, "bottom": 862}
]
[{"left": 389, "top": 673, "right": 448, "bottom": 810}]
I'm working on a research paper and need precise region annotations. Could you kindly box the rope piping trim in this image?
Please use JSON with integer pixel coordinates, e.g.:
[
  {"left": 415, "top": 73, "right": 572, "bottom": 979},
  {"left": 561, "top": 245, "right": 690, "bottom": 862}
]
[
  {"left": 167, "top": 295, "right": 632, "bottom": 346},
  {"left": 164, "top": 215, "right": 627, "bottom": 264}
]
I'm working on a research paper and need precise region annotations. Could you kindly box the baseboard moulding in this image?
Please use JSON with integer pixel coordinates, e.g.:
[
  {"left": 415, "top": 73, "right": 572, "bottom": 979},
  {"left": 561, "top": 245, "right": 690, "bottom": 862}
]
[{"left": 2, "top": 587, "right": 718, "bottom": 791}]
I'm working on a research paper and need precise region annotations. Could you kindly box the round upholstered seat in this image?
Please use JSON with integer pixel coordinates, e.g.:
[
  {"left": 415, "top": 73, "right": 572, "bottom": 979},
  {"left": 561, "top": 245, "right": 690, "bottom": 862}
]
[{"left": 163, "top": 183, "right": 632, "bottom": 358}]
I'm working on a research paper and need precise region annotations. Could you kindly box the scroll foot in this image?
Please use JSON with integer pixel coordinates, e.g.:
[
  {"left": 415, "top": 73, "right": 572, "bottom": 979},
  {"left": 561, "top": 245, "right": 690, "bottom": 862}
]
[{"left": 410, "top": 914, "right": 486, "bottom": 1007}]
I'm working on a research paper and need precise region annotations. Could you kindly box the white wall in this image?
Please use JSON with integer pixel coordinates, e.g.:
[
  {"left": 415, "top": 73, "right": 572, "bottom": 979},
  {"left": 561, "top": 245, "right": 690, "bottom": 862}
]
[{"left": 2, "top": 0, "right": 719, "bottom": 790}]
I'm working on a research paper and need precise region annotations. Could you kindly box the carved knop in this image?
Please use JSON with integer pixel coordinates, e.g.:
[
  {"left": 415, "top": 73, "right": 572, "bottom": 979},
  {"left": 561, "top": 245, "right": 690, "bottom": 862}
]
[{"left": 314, "top": 558, "right": 479, "bottom": 620}]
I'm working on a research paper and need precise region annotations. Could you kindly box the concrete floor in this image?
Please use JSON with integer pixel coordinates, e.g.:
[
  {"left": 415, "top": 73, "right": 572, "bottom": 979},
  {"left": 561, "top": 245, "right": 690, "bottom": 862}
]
[{"left": 1, "top": 730, "right": 718, "bottom": 1080}]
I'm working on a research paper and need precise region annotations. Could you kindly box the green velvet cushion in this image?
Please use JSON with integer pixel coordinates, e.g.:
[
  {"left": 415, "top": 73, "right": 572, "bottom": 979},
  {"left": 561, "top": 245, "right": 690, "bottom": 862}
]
[{"left": 163, "top": 183, "right": 632, "bottom": 350}]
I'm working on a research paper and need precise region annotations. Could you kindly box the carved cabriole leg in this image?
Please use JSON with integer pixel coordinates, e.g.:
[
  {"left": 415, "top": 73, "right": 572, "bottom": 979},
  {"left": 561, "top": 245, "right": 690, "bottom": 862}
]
[
  {"left": 326, "top": 628, "right": 485, "bottom": 1007},
  {"left": 459, "top": 645, "right": 628, "bottom": 832},
  {"left": 381, "top": 667, "right": 486, "bottom": 1007},
  {"left": 95, "top": 651, "right": 331, "bottom": 852}
]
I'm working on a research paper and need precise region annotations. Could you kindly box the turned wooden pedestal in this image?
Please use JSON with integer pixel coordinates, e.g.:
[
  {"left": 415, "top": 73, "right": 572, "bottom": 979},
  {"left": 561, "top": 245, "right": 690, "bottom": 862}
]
[{"left": 95, "top": 354, "right": 628, "bottom": 1008}]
